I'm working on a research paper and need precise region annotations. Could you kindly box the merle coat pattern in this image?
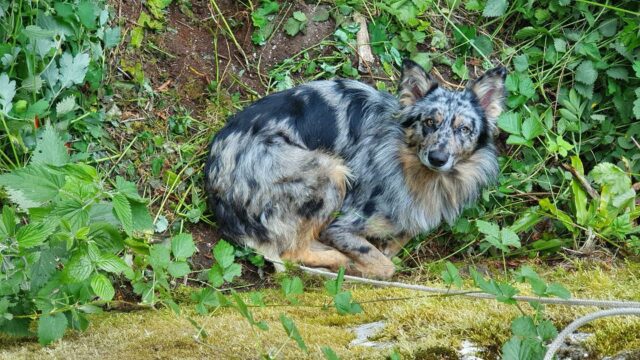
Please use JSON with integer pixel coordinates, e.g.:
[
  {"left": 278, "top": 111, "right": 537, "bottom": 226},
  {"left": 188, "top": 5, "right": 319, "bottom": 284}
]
[{"left": 205, "top": 60, "right": 506, "bottom": 279}]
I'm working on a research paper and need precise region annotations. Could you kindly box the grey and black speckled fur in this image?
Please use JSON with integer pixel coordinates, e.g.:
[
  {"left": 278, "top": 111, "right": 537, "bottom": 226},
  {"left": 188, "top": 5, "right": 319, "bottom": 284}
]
[{"left": 205, "top": 60, "right": 506, "bottom": 279}]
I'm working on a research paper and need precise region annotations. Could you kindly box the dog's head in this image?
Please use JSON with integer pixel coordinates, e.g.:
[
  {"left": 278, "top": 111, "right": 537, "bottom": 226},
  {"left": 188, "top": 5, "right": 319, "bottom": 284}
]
[{"left": 398, "top": 60, "right": 506, "bottom": 173}]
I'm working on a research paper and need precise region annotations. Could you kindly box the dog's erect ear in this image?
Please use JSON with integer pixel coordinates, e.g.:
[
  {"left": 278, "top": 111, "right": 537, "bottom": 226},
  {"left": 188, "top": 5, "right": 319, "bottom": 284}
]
[
  {"left": 469, "top": 66, "right": 507, "bottom": 120},
  {"left": 398, "top": 59, "right": 437, "bottom": 107}
]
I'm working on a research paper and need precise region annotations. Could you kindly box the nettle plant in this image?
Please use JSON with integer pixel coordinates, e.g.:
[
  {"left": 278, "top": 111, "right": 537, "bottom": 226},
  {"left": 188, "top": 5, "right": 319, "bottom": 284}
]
[{"left": 0, "top": 0, "right": 120, "bottom": 168}]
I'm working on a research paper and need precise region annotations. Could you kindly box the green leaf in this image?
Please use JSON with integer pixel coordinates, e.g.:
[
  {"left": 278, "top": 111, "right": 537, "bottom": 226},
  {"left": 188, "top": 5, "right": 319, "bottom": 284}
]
[
  {"left": 0, "top": 73, "right": 16, "bottom": 115},
  {"left": 280, "top": 314, "right": 308, "bottom": 351},
  {"left": 634, "top": 88, "right": 640, "bottom": 119},
  {"left": 0, "top": 165, "right": 65, "bottom": 208},
  {"left": 104, "top": 27, "right": 121, "bottom": 48},
  {"left": 112, "top": 194, "right": 133, "bottom": 235},
  {"left": 292, "top": 11, "right": 307, "bottom": 22},
  {"left": 521, "top": 117, "right": 544, "bottom": 140},
  {"left": 441, "top": 261, "right": 463, "bottom": 288},
  {"left": 472, "top": 35, "right": 493, "bottom": 58},
  {"left": 451, "top": 57, "right": 469, "bottom": 80},
  {"left": 500, "top": 228, "right": 521, "bottom": 248},
  {"left": 16, "top": 222, "right": 55, "bottom": 249},
  {"left": 482, "top": 0, "right": 508, "bottom": 17},
  {"left": 497, "top": 112, "right": 521, "bottom": 135},
  {"left": 32, "top": 126, "right": 70, "bottom": 166},
  {"left": 606, "top": 67, "right": 628, "bottom": 81},
  {"left": 574, "top": 82, "right": 594, "bottom": 99},
  {"left": 59, "top": 52, "right": 90, "bottom": 89},
  {"left": 284, "top": 18, "right": 302, "bottom": 37},
  {"left": 63, "top": 252, "right": 93, "bottom": 283},
  {"left": 324, "top": 267, "right": 345, "bottom": 296},
  {"left": 476, "top": 220, "right": 500, "bottom": 238},
  {"left": 168, "top": 261, "right": 191, "bottom": 277},
  {"left": 513, "top": 54, "right": 528, "bottom": 72},
  {"left": 149, "top": 245, "right": 171, "bottom": 270},
  {"left": 213, "top": 240, "right": 235, "bottom": 269},
  {"left": 281, "top": 276, "right": 304, "bottom": 303},
  {"left": 511, "top": 316, "right": 537, "bottom": 338},
  {"left": 55, "top": 96, "right": 77, "bottom": 116},
  {"left": 575, "top": 60, "right": 597, "bottom": 85},
  {"left": 90, "top": 273, "right": 115, "bottom": 301},
  {"left": 546, "top": 283, "right": 571, "bottom": 299},
  {"left": 322, "top": 347, "right": 340, "bottom": 360},
  {"left": 77, "top": 0, "right": 98, "bottom": 29},
  {"left": 171, "top": 233, "right": 196, "bottom": 260},
  {"left": 0, "top": 206, "right": 17, "bottom": 237},
  {"left": 38, "top": 313, "right": 68, "bottom": 345},
  {"left": 312, "top": 8, "right": 330, "bottom": 22},
  {"left": 223, "top": 263, "right": 242, "bottom": 282},
  {"left": 536, "top": 320, "right": 558, "bottom": 341},
  {"left": 334, "top": 291, "right": 362, "bottom": 315},
  {"left": 553, "top": 38, "right": 567, "bottom": 53},
  {"left": 96, "top": 254, "right": 129, "bottom": 274}
]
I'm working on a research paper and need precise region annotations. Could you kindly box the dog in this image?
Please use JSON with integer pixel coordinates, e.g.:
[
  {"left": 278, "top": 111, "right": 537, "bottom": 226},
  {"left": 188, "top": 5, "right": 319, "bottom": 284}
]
[{"left": 205, "top": 60, "right": 505, "bottom": 279}]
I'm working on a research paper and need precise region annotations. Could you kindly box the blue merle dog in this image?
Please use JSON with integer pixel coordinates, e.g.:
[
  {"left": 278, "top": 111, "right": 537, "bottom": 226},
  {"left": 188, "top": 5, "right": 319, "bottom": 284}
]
[{"left": 205, "top": 60, "right": 506, "bottom": 279}]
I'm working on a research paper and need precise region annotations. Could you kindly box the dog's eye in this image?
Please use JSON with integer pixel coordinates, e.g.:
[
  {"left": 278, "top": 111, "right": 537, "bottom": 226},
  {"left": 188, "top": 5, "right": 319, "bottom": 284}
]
[
  {"left": 425, "top": 118, "right": 434, "bottom": 127},
  {"left": 460, "top": 126, "right": 471, "bottom": 134}
]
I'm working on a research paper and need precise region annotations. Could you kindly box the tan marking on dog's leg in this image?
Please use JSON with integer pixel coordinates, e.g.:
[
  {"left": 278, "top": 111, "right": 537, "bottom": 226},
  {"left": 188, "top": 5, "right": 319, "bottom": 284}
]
[
  {"left": 381, "top": 235, "right": 413, "bottom": 258},
  {"left": 281, "top": 240, "right": 352, "bottom": 271},
  {"left": 350, "top": 248, "right": 396, "bottom": 279}
]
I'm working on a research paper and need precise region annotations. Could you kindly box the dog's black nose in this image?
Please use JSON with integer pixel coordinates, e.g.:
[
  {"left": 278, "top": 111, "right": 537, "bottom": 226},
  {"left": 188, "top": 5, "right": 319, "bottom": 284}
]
[{"left": 427, "top": 151, "right": 449, "bottom": 167}]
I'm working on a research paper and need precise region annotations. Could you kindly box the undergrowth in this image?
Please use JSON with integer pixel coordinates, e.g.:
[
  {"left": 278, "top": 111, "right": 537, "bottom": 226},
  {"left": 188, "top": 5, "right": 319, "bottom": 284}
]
[{"left": 0, "top": 0, "right": 639, "bottom": 359}]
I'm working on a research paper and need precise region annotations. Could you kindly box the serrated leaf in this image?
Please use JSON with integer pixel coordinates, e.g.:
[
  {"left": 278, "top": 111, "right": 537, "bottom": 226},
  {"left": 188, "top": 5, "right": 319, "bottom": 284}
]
[
  {"left": 521, "top": 117, "right": 544, "bottom": 140},
  {"left": 312, "top": 8, "right": 330, "bottom": 22},
  {"left": 574, "top": 82, "right": 594, "bottom": 99},
  {"left": 96, "top": 254, "right": 129, "bottom": 274},
  {"left": 149, "top": 244, "right": 171, "bottom": 270},
  {"left": 497, "top": 112, "right": 521, "bottom": 135},
  {"left": 511, "top": 316, "right": 537, "bottom": 338},
  {"left": 513, "top": 54, "right": 528, "bottom": 72},
  {"left": 634, "top": 88, "right": 640, "bottom": 119},
  {"left": 575, "top": 60, "right": 597, "bottom": 85},
  {"left": 22, "top": 25, "right": 56, "bottom": 39},
  {"left": 59, "top": 52, "right": 90, "bottom": 89},
  {"left": 90, "top": 273, "right": 115, "bottom": 301},
  {"left": 546, "top": 283, "right": 571, "bottom": 299},
  {"left": 606, "top": 67, "right": 628, "bottom": 81},
  {"left": 441, "top": 261, "right": 463, "bottom": 288},
  {"left": 32, "top": 126, "right": 70, "bottom": 166},
  {"left": 77, "top": 0, "right": 98, "bottom": 29},
  {"left": 223, "top": 263, "right": 242, "bottom": 282},
  {"left": 104, "top": 27, "right": 121, "bottom": 48},
  {"left": 482, "top": 0, "right": 508, "bottom": 17},
  {"left": 168, "top": 261, "right": 191, "bottom": 277},
  {"left": 0, "top": 73, "right": 16, "bottom": 115},
  {"left": 38, "top": 313, "right": 68, "bottom": 345},
  {"left": 334, "top": 291, "right": 362, "bottom": 315},
  {"left": 554, "top": 38, "right": 567, "bottom": 53},
  {"left": 16, "top": 222, "right": 55, "bottom": 249},
  {"left": 284, "top": 18, "right": 302, "bottom": 37},
  {"left": 500, "top": 228, "right": 521, "bottom": 248},
  {"left": 280, "top": 314, "right": 308, "bottom": 351},
  {"left": 476, "top": 220, "right": 500, "bottom": 237},
  {"left": 537, "top": 320, "right": 558, "bottom": 341},
  {"left": 0, "top": 165, "right": 65, "bottom": 209},
  {"left": 63, "top": 252, "right": 93, "bottom": 283},
  {"left": 292, "top": 11, "right": 307, "bottom": 22},
  {"left": 56, "top": 96, "right": 77, "bottom": 115},
  {"left": 112, "top": 194, "right": 133, "bottom": 235},
  {"left": 21, "top": 75, "right": 43, "bottom": 92},
  {"left": 171, "top": 233, "right": 196, "bottom": 260},
  {"left": 213, "top": 240, "right": 235, "bottom": 269}
]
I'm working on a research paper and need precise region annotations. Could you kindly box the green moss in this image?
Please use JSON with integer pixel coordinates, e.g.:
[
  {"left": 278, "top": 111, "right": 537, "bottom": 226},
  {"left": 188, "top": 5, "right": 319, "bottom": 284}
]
[{"left": 1, "top": 260, "right": 638, "bottom": 359}]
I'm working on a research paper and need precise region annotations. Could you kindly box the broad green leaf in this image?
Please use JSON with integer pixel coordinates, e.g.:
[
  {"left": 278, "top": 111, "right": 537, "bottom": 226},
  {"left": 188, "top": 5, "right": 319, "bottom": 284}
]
[
  {"left": 441, "top": 261, "right": 463, "bottom": 288},
  {"left": 90, "top": 273, "right": 115, "bottom": 301},
  {"left": 59, "top": 52, "right": 90, "bottom": 89},
  {"left": 0, "top": 206, "right": 17, "bottom": 237},
  {"left": 149, "top": 244, "right": 171, "bottom": 270},
  {"left": 606, "top": 67, "right": 628, "bottom": 81},
  {"left": 38, "top": 313, "right": 68, "bottom": 345},
  {"left": 213, "top": 240, "right": 235, "bottom": 269},
  {"left": 168, "top": 261, "right": 191, "bottom": 277},
  {"left": 476, "top": 220, "right": 500, "bottom": 238},
  {"left": 77, "top": 0, "right": 98, "bottom": 29},
  {"left": 483, "top": 0, "right": 508, "bottom": 17},
  {"left": 472, "top": 35, "right": 493, "bottom": 57},
  {"left": 284, "top": 18, "right": 302, "bottom": 37},
  {"left": 575, "top": 60, "right": 597, "bottom": 85},
  {"left": 521, "top": 117, "right": 544, "bottom": 140},
  {"left": 292, "top": 11, "right": 307, "bottom": 22},
  {"left": 570, "top": 156, "right": 588, "bottom": 225},
  {"left": 281, "top": 276, "right": 304, "bottom": 303},
  {"left": 96, "top": 254, "right": 129, "bottom": 274},
  {"left": 223, "top": 263, "right": 242, "bottom": 282},
  {"left": 511, "top": 316, "right": 537, "bottom": 338},
  {"left": 171, "top": 233, "right": 196, "bottom": 260},
  {"left": 63, "top": 251, "right": 93, "bottom": 283},
  {"left": 16, "top": 222, "right": 55, "bottom": 249},
  {"left": 32, "top": 126, "right": 70, "bottom": 166},
  {"left": 280, "top": 314, "right": 308, "bottom": 351},
  {"left": 312, "top": 8, "right": 330, "bottom": 22},
  {"left": 536, "top": 320, "right": 558, "bottom": 341},
  {"left": 513, "top": 54, "right": 528, "bottom": 72},
  {"left": 208, "top": 264, "right": 224, "bottom": 287},
  {"left": 324, "top": 267, "right": 345, "bottom": 296},
  {"left": 0, "top": 165, "right": 65, "bottom": 209},
  {"left": 112, "top": 194, "right": 133, "bottom": 235},
  {"left": 334, "top": 291, "right": 362, "bottom": 315},
  {"left": 500, "top": 228, "right": 521, "bottom": 248},
  {"left": 104, "top": 27, "right": 121, "bottom": 48},
  {"left": 322, "top": 347, "right": 340, "bottom": 360},
  {"left": 0, "top": 73, "right": 16, "bottom": 114},
  {"left": 553, "top": 38, "right": 567, "bottom": 53},
  {"left": 546, "top": 283, "right": 571, "bottom": 299},
  {"left": 497, "top": 112, "right": 521, "bottom": 135},
  {"left": 55, "top": 96, "right": 77, "bottom": 115}
]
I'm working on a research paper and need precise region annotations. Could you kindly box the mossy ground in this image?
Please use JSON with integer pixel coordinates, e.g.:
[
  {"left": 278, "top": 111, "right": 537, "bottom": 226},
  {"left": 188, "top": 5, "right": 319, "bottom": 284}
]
[{"left": 1, "top": 260, "right": 638, "bottom": 359}]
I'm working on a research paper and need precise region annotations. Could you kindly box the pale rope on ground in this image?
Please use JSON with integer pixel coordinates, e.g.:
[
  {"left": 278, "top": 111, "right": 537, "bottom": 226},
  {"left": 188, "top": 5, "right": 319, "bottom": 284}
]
[{"left": 267, "top": 259, "right": 640, "bottom": 359}]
